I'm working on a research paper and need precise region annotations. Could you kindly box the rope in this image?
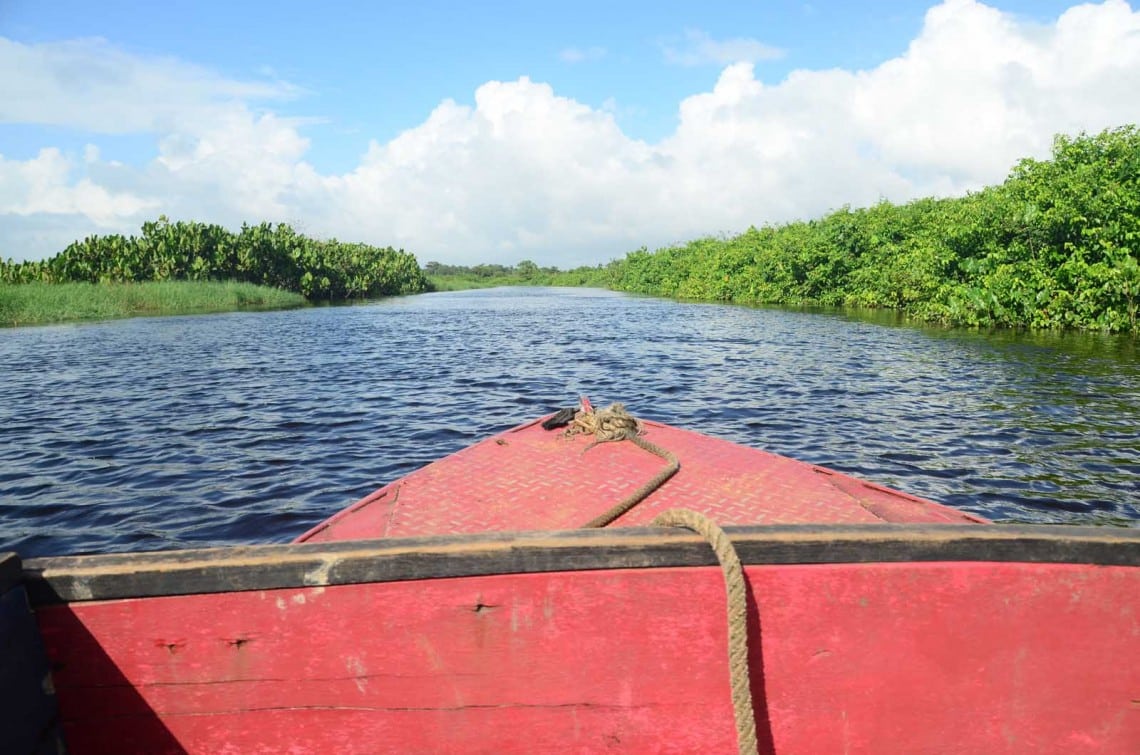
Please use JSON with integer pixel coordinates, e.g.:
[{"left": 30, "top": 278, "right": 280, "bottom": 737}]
[
  {"left": 566, "top": 403, "right": 680, "bottom": 528},
  {"left": 652, "top": 508, "right": 758, "bottom": 755},
  {"left": 561, "top": 403, "right": 756, "bottom": 752}
]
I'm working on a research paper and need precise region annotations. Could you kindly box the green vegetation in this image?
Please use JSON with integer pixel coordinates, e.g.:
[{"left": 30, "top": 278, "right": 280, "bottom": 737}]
[
  {"left": 1, "top": 218, "right": 429, "bottom": 300},
  {"left": 424, "top": 260, "right": 608, "bottom": 291},
  {"left": 0, "top": 281, "right": 305, "bottom": 327},
  {"left": 5, "top": 127, "right": 1135, "bottom": 333},
  {"left": 419, "top": 127, "right": 1140, "bottom": 333},
  {"left": 603, "top": 126, "right": 1140, "bottom": 333},
  {"left": 1, "top": 217, "right": 428, "bottom": 326}
]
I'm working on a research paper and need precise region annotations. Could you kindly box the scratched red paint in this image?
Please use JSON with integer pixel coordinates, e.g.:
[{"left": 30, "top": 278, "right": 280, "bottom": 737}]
[{"left": 36, "top": 561, "right": 1139, "bottom": 754}]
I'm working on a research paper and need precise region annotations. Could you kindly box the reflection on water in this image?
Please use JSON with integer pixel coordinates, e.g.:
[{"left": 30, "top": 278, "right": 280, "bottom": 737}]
[{"left": 1, "top": 287, "right": 1137, "bottom": 556}]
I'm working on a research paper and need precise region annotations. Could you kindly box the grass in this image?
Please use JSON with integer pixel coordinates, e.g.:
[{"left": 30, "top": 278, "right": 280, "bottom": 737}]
[
  {"left": 0, "top": 281, "right": 307, "bottom": 327},
  {"left": 426, "top": 274, "right": 529, "bottom": 291}
]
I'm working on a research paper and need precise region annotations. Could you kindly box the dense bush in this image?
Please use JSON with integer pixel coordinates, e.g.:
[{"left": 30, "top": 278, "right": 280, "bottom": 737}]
[
  {"left": 0, "top": 219, "right": 429, "bottom": 301},
  {"left": 604, "top": 126, "right": 1140, "bottom": 333},
  {"left": 423, "top": 259, "right": 610, "bottom": 290}
]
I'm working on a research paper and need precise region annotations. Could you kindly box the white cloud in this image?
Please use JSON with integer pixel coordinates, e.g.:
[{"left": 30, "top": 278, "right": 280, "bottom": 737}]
[
  {"left": 663, "top": 28, "right": 786, "bottom": 67},
  {"left": 2, "top": 1, "right": 1140, "bottom": 267},
  {"left": 0, "top": 37, "right": 298, "bottom": 134},
  {"left": 153, "top": 109, "right": 314, "bottom": 219},
  {"left": 0, "top": 148, "right": 158, "bottom": 224},
  {"left": 850, "top": 0, "right": 1140, "bottom": 180}
]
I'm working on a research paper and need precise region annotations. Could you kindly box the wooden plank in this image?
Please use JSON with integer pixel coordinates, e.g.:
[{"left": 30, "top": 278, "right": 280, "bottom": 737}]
[
  {"left": 36, "top": 559, "right": 1140, "bottom": 753},
  {"left": 23, "top": 524, "right": 1140, "bottom": 605}
]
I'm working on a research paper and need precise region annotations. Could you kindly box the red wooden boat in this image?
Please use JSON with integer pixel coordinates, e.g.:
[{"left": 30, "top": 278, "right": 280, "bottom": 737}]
[{"left": 3, "top": 403, "right": 1139, "bottom": 753}]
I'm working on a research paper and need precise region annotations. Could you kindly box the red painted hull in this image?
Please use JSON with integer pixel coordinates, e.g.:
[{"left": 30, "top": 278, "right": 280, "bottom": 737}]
[
  {"left": 6, "top": 413, "right": 1139, "bottom": 753},
  {"left": 298, "top": 414, "right": 984, "bottom": 544},
  {"left": 28, "top": 554, "right": 1140, "bottom": 753}
]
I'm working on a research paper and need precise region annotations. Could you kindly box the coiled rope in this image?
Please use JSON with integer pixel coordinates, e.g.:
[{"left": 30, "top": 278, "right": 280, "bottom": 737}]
[
  {"left": 565, "top": 402, "right": 680, "bottom": 528},
  {"left": 560, "top": 402, "right": 757, "bottom": 753},
  {"left": 653, "top": 508, "right": 758, "bottom": 755}
]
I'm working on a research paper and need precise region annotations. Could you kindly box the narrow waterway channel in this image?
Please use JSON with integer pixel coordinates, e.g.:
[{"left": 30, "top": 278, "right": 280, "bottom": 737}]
[{"left": 2, "top": 287, "right": 1137, "bottom": 557}]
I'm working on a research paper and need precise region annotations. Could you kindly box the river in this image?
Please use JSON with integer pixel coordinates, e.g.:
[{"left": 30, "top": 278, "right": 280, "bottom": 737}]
[{"left": 2, "top": 287, "right": 1137, "bottom": 557}]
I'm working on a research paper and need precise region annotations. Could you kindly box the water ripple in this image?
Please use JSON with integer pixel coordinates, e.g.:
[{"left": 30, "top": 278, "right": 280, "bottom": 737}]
[{"left": 2, "top": 288, "right": 1138, "bottom": 556}]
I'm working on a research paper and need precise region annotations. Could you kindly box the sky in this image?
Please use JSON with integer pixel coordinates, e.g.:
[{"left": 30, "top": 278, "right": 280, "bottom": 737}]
[{"left": 1, "top": 0, "right": 1139, "bottom": 267}]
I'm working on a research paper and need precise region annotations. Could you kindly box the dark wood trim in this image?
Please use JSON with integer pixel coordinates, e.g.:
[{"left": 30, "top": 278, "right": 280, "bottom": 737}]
[
  {"left": 0, "top": 552, "right": 22, "bottom": 597},
  {"left": 22, "top": 524, "right": 1140, "bottom": 606},
  {"left": 0, "top": 570, "right": 64, "bottom": 755}
]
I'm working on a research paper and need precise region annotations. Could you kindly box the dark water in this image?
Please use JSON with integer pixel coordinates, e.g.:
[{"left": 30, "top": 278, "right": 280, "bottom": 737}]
[{"left": 2, "top": 287, "right": 1137, "bottom": 557}]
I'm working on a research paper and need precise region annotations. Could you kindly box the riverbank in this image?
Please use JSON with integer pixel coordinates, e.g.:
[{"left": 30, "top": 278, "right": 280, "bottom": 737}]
[
  {"left": 426, "top": 266, "right": 608, "bottom": 292},
  {"left": 603, "top": 127, "right": 1139, "bottom": 334},
  {"left": 426, "top": 275, "right": 523, "bottom": 291},
  {"left": 0, "top": 281, "right": 307, "bottom": 327},
  {"left": 0, "top": 218, "right": 429, "bottom": 300},
  {"left": 425, "top": 127, "right": 1140, "bottom": 334}
]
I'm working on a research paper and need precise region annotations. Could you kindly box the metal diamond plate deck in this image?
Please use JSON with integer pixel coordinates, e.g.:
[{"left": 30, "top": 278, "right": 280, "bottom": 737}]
[{"left": 298, "top": 415, "right": 985, "bottom": 543}]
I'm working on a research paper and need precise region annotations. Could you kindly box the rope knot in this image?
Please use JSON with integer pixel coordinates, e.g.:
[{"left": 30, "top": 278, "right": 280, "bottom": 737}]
[
  {"left": 562, "top": 399, "right": 681, "bottom": 528},
  {"left": 566, "top": 402, "right": 642, "bottom": 443}
]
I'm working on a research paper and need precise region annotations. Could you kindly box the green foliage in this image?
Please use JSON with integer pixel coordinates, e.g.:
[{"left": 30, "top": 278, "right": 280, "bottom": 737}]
[
  {"left": 423, "top": 259, "right": 612, "bottom": 291},
  {"left": 0, "top": 218, "right": 429, "bottom": 301},
  {"left": 603, "top": 125, "right": 1140, "bottom": 333}
]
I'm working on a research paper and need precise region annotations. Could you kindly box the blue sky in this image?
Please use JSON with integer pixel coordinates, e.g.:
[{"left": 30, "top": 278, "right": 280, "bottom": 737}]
[{"left": 1, "top": 1, "right": 1138, "bottom": 265}]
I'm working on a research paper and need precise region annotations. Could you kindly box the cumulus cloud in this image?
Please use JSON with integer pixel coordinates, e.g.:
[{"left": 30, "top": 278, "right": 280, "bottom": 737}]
[
  {"left": 3, "top": 0, "right": 1140, "bottom": 266},
  {"left": 0, "top": 148, "right": 158, "bottom": 223},
  {"left": 662, "top": 28, "right": 786, "bottom": 66}
]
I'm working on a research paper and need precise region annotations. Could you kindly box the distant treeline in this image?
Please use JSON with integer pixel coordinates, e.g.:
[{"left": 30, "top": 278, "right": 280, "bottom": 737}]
[
  {"left": 0, "top": 219, "right": 429, "bottom": 300},
  {"left": 422, "top": 259, "right": 607, "bottom": 290},
  {"left": 602, "top": 126, "right": 1139, "bottom": 333}
]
